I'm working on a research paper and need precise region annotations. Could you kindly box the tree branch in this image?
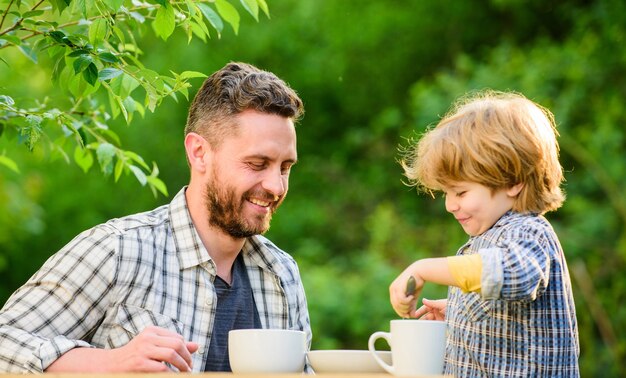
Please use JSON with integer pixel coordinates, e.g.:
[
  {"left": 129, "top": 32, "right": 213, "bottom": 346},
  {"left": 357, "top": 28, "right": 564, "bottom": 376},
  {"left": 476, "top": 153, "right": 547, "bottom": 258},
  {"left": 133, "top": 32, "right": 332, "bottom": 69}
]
[{"left": 0, "top": 0, "right": 16, "bottom": 31}]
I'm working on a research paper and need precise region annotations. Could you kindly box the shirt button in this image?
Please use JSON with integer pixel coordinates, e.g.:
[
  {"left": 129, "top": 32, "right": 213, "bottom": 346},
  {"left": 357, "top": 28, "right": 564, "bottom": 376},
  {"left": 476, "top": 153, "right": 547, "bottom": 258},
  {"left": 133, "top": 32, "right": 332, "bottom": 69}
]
[{"left": 198, "top": 346, "right": 205, "bottom": 355}]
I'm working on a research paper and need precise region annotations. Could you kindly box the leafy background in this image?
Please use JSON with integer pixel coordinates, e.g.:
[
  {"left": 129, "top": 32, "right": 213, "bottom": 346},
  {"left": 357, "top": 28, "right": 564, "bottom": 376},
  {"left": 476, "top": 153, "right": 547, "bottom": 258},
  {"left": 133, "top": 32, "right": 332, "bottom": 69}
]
[{"left": 1, "top": 0, "right": 625, "bottom": 376}]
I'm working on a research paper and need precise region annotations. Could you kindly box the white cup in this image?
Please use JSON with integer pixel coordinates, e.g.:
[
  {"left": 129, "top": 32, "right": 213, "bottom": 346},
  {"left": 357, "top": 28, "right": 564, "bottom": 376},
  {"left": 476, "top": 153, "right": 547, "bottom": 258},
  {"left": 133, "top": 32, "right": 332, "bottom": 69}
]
[
  {"left": 228, "top": 329, "right": 306, "bottom": 373},
  {"left": 368, "top": 319, "right": 446, "bottom": 376}
]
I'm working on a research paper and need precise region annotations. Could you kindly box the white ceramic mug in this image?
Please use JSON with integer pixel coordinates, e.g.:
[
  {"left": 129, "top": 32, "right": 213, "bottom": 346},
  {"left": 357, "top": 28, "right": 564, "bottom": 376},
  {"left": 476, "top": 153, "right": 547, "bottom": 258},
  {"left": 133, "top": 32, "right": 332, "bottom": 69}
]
[
  {"left": 368, "top": 319, "right": 446, "bottom": 376},
  {"left": 228, "top": 329, "right": 306, "bottom": 373}
]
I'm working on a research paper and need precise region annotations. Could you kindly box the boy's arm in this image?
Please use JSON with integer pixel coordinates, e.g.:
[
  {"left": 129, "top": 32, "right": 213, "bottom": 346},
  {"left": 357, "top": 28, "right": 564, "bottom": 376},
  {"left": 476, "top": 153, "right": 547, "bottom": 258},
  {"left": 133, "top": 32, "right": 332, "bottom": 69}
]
[
  {"left": 390, "top": 256, "right": 482, "bottom": 318},
  {"left": 447, "top": 254, "right": 482, "bottom": 293},
  {"left": 390, "top": 258, "right": 455, "bottom": 318}
]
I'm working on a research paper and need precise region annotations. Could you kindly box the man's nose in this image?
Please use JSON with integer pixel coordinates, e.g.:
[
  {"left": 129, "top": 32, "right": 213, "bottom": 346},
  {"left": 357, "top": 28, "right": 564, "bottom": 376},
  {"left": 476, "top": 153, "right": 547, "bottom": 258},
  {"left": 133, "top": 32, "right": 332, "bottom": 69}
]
[{"left": 262, "top": 168, "right": 286, "bottom": 197}]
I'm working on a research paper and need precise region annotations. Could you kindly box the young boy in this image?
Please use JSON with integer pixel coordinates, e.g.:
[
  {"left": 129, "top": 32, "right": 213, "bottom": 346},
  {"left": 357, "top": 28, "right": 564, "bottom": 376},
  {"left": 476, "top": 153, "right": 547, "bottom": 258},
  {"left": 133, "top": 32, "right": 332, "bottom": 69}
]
[{"left": 390, "top": 90, "right": 580, "bottom": 377}]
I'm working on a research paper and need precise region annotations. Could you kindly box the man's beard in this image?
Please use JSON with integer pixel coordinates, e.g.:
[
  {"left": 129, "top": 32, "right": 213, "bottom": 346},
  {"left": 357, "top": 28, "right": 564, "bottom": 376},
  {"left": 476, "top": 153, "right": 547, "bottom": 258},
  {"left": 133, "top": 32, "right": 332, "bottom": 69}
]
[{"left": 204, "top": 177, "right": 283, "bottom": 239}]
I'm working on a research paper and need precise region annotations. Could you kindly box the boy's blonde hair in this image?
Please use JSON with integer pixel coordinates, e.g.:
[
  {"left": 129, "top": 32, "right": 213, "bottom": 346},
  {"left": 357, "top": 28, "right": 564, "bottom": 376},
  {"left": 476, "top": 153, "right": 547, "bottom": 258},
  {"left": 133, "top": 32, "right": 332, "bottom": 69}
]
[{"left": 402, "top": 90, "right": 565, "bottom": 214}]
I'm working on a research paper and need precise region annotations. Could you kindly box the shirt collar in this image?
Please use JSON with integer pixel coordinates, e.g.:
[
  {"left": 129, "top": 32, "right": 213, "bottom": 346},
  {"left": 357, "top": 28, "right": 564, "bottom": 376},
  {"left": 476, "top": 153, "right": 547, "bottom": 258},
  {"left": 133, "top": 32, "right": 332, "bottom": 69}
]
[
  {"left": 169, "top": 186, "right": 212, "bottom": 270},
  {"left": 242, "top": 235, "right": 286, "bottom": 276}
]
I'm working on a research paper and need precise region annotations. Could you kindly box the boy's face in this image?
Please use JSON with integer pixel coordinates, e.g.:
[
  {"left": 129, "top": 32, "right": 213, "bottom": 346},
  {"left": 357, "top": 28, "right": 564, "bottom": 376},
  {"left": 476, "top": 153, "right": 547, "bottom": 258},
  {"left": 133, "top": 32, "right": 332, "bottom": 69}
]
[{"left": 443, "top": 181, "right": 520, "bottom": 236}]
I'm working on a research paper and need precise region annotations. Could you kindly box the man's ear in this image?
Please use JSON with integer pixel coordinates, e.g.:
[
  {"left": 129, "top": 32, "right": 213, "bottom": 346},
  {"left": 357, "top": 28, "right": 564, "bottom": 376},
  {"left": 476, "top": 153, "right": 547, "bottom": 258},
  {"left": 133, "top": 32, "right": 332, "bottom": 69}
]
[
  {"left": 507, "top": 183, "right": 525, "bottom": 197},
  {"left": 184, "top": 132, "right": 210, "bottom": 173}
]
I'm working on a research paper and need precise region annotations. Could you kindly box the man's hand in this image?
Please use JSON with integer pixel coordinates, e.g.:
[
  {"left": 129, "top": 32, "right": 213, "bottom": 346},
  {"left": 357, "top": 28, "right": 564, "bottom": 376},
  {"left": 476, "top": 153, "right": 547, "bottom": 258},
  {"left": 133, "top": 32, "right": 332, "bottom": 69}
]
[{"left": 46, "top": 326, "right": 199, "bottom": 373}]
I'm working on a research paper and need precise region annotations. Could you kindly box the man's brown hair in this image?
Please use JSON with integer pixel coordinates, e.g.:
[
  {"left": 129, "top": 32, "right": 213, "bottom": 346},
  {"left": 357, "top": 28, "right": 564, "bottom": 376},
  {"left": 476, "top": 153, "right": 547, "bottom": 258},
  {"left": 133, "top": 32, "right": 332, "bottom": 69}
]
[{"left": 185, "top": 62, "right": 304, "bottom": 146}]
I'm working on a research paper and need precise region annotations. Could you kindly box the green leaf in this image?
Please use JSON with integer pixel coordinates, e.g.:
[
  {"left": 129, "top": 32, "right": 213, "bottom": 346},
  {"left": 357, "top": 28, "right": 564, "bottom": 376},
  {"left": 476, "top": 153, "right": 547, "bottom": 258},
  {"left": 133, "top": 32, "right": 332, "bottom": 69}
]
[
  {"left": 215, "top": 0, "right": 240, "bottom": 34},
  {"left": 124, "top": 150, "right": 149, "bottom": 170},
  {"left": 104, "top": 0, "right": 124, "bottom": 12},
  {"left": 22, "top": 10, "right": 45, "bottom": 18},
  {"left": 50, "top": 136, "right": 71, "bottom": 164},
  {"left": 0, "top": 155, "right": 20, "bottom": 173},
  {"left": 68, "top": 49, "right": 92, "bottom": 57},
  {"left": 83, "top": 62, "right": 99, "bottom": 86},
  {"left": 147, "top": 162, "right": 168, "bottom": 197},
  {"left": 21, "top": 115, "right": 43, "bottom": 151},
  {"left": 77, "top": 126, "right": 88, "bottom": 147},
  {"left": 65, "top": 35, "right": 85, "bottom": 47},
  {"left": 52, "top": 56, "right": 67, "bottom": 84},
  {"left": 112, "top": 94, "right": 128, "bottom": 121},
  {"left": 48, "top": 30, "right": 67, "bottom": 44},
  {"left": 185, "top": 0, "right": 197, "bottom": 17},
  {"left": 129, "top": 165, "right": 147, "bottom": 186},
  {"left": 99, "top": 68, "right": 123, "bottom": 81},
  {"left": 110, "top": 73, "right": 140, "bottom": 99},
  {"left": 0, "top": 35, "right": 22, "bottom": 46},
  {"left": 71, "top": 0, "right": 87, "bottom": 17},
  {"left": 112, "top": 25, "right": 127, "bottom": 45},
  {"left": 73, "top": 54, "right": 94, "bottom": 74},
  {"left": 147, "top": 175, "right": 168, "bottom": 196},
  {"left": 0, "top": 95, "right": 15, "bottom": 106},
  {"left": 257, "top": 0, "right": 269, "bottom": 17},
  {"left": 189, "top": 19, "right": 209, "bottom": 42},
  {"left": 154, "top": 3, "right": 176, "bottom": 41},
  {"left": 240, "top": 0, "right": 258, "bottom": 21},
  {"left": 49, "top": 0, "right": 71, "bottom": 13},
  {"left": 96, "top": 142, "right": 116, "bottom": 175},
  {"left": 48, "top": 45, "right": 65, "bottom": 59},
  {"left": 18, "top": 45, "right": 37, "bottom": 63},
  {"left": 98, "top": 52, "right": 119, "bottom": 63},
  {"left": 108, "top": 91, "right": 121, "bottom": 119},
  {"left": 89, "top": 18, "right": 108, "bottom": 46},
  {"left": 179, "top": 70, "right": 207, "bottom": 79},
  {"left": 122, "top": 96, "right": 136, "bottom": 121},
  {"left": 74, "top": 146, "right": 94, "bottom": 173},
  {"left": 114, "top": 158, "right": 124, "bottom": 182},
  {"left": 197, "top": 3, "right": 223, "bottom": 36}
]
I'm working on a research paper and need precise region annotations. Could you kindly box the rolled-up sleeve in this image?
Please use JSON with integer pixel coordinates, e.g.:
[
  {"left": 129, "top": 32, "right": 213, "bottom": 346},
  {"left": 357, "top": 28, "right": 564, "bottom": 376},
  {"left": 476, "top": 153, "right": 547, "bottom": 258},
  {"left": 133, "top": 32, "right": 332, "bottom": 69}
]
[
  {"left": 0, "top": 227, "right": 118, "bottom": 372},
  {"left": 479, "top": 225, "right": 551, "bottom": 302}
]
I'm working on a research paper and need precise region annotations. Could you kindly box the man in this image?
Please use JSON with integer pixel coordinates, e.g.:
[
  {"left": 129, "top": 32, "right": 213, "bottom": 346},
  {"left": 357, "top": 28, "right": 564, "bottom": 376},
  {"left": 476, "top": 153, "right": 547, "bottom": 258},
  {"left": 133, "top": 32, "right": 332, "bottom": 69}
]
[{"left": 0, "top": 62, "right": 311, "bottom": 373}]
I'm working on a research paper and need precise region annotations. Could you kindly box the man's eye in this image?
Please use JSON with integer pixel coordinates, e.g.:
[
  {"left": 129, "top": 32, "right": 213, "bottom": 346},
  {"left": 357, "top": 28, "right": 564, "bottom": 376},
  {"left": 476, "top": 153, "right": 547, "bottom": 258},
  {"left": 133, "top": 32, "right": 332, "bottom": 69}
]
[
  {"left": 249, "top": 162, "right": 265, "bottom": 170},
  {"left": 456, "top": 191, "right": 466, "bottom": 197}
]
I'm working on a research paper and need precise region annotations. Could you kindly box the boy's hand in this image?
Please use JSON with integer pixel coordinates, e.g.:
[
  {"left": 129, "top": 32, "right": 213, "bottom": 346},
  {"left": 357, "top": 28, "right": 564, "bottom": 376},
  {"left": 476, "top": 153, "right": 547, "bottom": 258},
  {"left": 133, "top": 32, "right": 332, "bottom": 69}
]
[
  {"left": 415, "top": 298, "right": 447, "bottom": 320},
  {"left": 389, "top": 262, "right": 425, "bottom": 318}
]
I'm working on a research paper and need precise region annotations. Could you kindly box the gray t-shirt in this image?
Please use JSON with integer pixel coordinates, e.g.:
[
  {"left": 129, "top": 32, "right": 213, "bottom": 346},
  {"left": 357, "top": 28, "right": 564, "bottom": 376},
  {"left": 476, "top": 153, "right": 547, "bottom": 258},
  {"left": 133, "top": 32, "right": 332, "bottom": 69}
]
[{"left": 204, "top": 253, "right": 262, "bottom": 371}]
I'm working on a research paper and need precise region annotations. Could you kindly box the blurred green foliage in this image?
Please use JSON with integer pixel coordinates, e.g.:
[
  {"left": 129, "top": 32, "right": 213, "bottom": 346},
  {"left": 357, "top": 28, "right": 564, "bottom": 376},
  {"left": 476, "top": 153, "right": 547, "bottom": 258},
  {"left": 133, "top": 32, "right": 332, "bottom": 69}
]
[{"left": 1, "top": 0, "right": 625, "bottom": 376}]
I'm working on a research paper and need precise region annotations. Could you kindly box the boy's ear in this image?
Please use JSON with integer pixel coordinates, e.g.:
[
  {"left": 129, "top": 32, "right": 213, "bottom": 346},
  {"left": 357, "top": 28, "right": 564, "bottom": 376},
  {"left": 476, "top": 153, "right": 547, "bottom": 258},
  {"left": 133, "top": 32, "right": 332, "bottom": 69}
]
[{"left": 507, "top": 183, "right": 525, "bottom": 197}]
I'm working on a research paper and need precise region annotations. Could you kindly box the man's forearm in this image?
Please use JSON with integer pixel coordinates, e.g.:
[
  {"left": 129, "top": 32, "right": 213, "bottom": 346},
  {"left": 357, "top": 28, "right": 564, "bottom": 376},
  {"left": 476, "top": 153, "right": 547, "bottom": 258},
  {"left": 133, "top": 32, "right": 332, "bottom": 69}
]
[{"left": 46, "top": 347, "right": 121, "bottom": 373}]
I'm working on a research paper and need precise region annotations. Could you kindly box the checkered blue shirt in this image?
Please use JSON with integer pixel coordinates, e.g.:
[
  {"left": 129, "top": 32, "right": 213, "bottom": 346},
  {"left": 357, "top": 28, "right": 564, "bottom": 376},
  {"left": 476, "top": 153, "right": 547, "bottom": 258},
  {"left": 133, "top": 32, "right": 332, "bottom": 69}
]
[
  {"left": 445, "top": 211, "right": 579, "bottom": 377},
  {"left": 0, "top": 187, "right": 312, "bottom": 373}
]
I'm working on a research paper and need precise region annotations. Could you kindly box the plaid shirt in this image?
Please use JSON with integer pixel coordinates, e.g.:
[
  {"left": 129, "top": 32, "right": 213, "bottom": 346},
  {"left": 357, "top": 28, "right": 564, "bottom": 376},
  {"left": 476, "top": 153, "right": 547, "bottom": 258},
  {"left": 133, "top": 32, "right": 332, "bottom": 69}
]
[
  {"left": 445, "top": 211, "right": 579, "bottom": 377},
  {"left": 0, "top": 187, "right": 311, "bottom": 373}
]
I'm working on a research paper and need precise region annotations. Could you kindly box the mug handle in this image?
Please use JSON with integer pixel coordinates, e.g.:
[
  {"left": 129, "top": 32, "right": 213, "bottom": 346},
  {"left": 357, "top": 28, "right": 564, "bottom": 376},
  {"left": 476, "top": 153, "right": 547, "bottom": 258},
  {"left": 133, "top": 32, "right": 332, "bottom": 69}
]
[{"left": 368, "top": 331, "right": 394, "bottom": 375}]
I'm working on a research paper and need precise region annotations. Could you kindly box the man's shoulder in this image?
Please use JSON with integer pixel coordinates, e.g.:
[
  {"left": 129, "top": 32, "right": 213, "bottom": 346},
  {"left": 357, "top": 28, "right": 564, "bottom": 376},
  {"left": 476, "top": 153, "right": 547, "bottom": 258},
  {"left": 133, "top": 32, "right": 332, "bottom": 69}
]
[
  {"left": 98, "top": 203, "right": 171, "bottom": 236},
  {"left": 95, "top": 187, "right": 188, "bottom": 237}
]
